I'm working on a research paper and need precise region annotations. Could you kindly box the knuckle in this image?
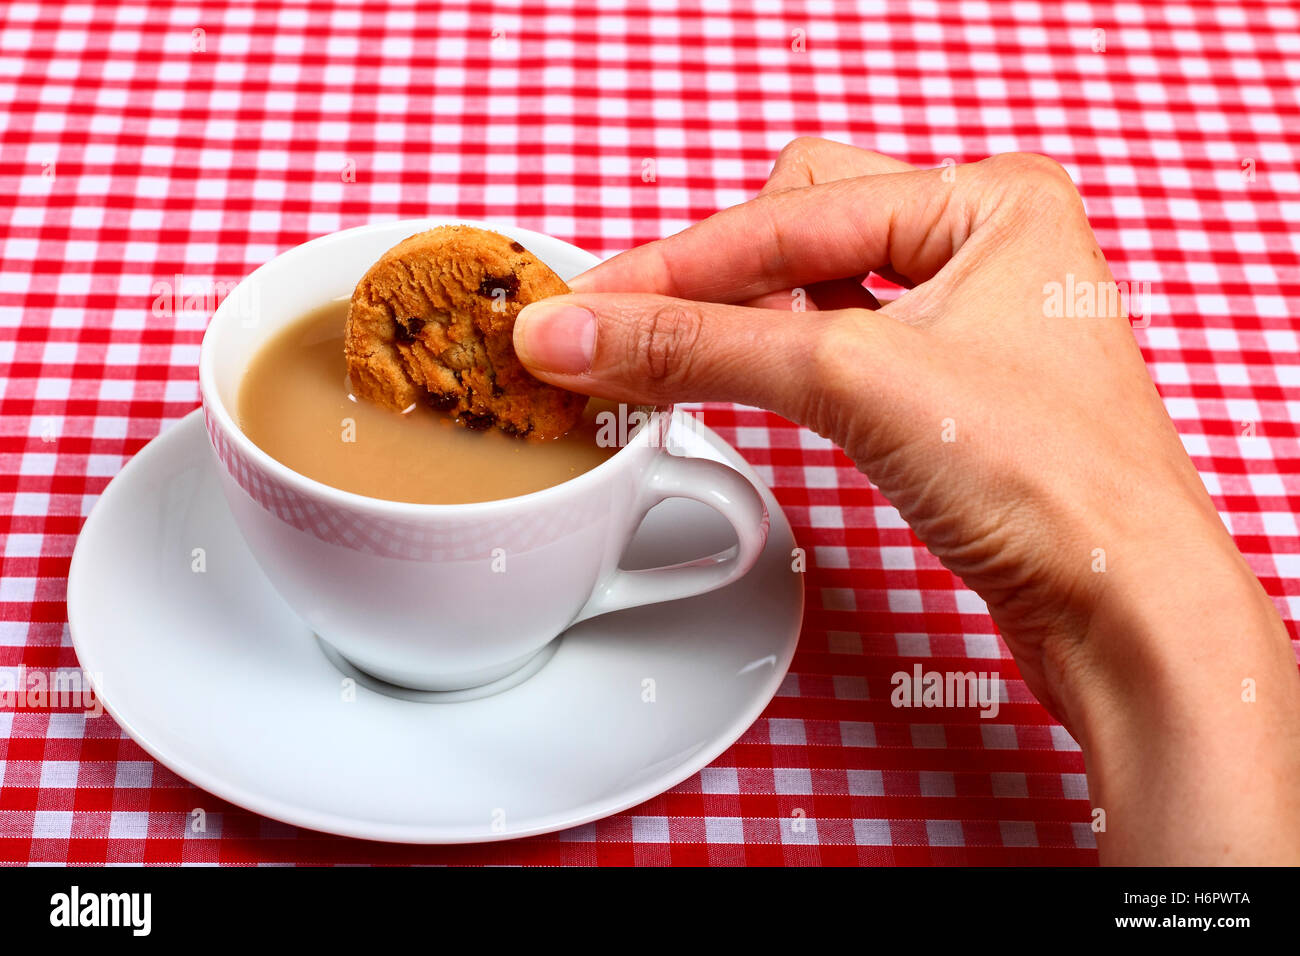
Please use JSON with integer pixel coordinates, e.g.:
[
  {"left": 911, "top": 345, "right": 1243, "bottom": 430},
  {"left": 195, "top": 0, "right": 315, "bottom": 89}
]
[
  {"left": 800, "top": 312, "right": 885, "bottom": 448},
  {"left": 781, "top": 135, "right": 827, "bottom": 156},
  {"left": 991, "top": 151, "right": 1073, "bottom": 184},
  {"left": 984, "top": 151, "right": 1082, "bottom": 215},
  {"left": 775, "top": 136, "right": 830, "bottom": 170},
  {"left": 816, "top": 312, "right": 867, "bottom": 374},
  {"left": 632, "top": 303, "right": 703, "bottom": 384}
]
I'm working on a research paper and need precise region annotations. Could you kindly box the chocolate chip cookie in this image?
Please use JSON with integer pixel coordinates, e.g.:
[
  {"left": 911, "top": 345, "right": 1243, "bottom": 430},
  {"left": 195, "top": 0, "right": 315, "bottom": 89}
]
[{"left": 344, "top": 225, "right": 586, "bottom": 440}]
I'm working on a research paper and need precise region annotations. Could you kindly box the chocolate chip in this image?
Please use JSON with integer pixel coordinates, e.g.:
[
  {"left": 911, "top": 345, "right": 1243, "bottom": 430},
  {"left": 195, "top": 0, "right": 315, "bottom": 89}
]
[
  {"left": 499, "top": 421, "right": 532, "bottom": 438},
  {"left": 509, "top": 241, "right": 525, "bottom": 253},
  {"left": 426, "top": 392, "right": 458, "bottom": 412},
  {"left": 393, "top": 315, "right": 425, "bottom": 344},
  {"left": 477, "top": 273, "right": 520, "bottom": 300},
  {"left": 458, "top": 411, "right": 495, "bottom": 430}
]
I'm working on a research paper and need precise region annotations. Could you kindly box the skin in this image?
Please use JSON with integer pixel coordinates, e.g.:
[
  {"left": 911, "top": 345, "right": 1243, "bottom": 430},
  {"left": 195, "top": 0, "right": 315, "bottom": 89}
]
[{"left": 513, "top": 138, "right": 1300, "bottom": 865}]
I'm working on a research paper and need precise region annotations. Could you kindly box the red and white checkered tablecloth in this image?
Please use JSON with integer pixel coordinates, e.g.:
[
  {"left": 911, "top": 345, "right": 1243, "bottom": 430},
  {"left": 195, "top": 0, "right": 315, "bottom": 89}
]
[{"left": 1, "top": 0, "right": 1296, "bottom": 866}]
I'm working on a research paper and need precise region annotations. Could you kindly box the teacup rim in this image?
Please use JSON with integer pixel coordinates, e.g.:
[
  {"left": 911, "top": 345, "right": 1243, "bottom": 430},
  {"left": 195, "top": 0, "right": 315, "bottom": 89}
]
[{"left": 199, "top": 217, "right": 670, "bottom": 517}]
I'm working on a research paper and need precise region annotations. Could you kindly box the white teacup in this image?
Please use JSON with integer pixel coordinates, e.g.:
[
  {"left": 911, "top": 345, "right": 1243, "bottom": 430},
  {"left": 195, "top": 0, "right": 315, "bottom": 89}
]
[{"left": 199, "top": 218, "right": 770, "bottom": 691}]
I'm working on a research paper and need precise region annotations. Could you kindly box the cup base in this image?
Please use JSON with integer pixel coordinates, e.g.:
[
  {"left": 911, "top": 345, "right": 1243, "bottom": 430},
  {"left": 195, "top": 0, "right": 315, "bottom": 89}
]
[{"left": 316, "top": 637, "right": 560, "bottom": 703}]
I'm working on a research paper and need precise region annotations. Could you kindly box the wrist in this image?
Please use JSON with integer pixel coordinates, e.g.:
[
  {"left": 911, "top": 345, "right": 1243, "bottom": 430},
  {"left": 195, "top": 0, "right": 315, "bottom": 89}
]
[
  {"left": 1049, "top": 522, "right": 1281, "bottom": 739},
  {"left": 1043, "top": 524, "right": 1300, "bottom": 863}
]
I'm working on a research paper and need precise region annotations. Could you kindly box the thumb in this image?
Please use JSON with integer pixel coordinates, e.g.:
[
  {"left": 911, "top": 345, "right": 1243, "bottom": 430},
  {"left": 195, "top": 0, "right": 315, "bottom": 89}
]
[{"left": 512, "top": 292, "right": 905, "bottom": 425}]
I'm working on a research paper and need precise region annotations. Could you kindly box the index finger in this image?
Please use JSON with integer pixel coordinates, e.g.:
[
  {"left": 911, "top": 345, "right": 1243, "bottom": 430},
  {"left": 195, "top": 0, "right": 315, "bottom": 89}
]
[
  {"left": 569, "top": 167, "right": 963, "bottom": 302},
  {"left": 569, "top": 153, "right": 1082, "bottom": 303}
]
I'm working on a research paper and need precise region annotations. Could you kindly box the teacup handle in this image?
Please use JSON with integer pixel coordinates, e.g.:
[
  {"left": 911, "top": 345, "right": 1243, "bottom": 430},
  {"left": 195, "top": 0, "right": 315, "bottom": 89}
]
[{"left": 571, "top": 454, "right": 769, "bottom": 624}]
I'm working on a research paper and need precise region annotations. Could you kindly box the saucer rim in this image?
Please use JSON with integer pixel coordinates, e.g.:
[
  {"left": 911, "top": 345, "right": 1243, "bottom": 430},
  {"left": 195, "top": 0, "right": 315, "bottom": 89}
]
[{"left": 68, "top": 409, "right": 803, "bottom": 844}]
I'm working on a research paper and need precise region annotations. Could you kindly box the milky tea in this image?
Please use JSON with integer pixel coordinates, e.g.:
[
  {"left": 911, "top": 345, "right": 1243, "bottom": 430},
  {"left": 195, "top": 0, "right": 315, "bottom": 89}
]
[{"left": 237, "top": 301, "right": 621, "bottom": 504}]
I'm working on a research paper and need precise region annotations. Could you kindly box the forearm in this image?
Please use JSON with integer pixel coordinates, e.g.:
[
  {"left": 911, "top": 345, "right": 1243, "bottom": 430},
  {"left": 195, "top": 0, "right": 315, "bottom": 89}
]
[{"left": 1056, "top": 530, "right": 1300, "bottom": 864}]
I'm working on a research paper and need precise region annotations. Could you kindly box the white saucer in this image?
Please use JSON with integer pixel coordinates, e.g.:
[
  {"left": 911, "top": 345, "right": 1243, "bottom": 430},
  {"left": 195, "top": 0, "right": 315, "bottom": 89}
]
[{"left": 68, "top": 410, "right": 803, "bottom": 843}]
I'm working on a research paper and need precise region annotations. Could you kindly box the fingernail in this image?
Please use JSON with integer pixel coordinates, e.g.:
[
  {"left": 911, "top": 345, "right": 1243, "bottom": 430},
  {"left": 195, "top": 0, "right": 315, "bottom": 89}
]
[{"left": 515, "top": 302, "right": 596, "bottom": 374}]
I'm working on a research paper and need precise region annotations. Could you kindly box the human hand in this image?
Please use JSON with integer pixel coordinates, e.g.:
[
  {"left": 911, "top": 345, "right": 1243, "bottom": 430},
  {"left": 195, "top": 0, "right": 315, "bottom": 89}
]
[
  {"left": 514, "top": 139, "right": 1217, "bottom": 716},
  {"left": 514, "top": 139, "right": 1300, "bottom": 862}
]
